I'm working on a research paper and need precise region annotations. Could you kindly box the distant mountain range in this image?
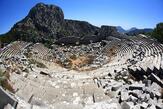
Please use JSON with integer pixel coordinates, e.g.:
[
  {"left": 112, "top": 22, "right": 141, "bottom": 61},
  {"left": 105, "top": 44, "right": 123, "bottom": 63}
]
[{"left": 116, "top": 26, "right": 153, "bottom": 35}]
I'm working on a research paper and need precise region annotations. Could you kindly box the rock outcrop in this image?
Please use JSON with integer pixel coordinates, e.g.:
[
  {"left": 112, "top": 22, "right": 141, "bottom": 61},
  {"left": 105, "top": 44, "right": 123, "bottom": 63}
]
[
  {"left": 0, "top": 3, "right": 123, "bottom": 45},
  {"left": 9, "top": 3, "right": 65, "bottom": 42},
  {"left": 99, "top": 26, "right": 119, "bottom": 38},
  {"left": 1, "top": 3, "right": 99, "bottom": 44},
  {"left": 61, "top": 19, "right": 99, "bottom": 38}
]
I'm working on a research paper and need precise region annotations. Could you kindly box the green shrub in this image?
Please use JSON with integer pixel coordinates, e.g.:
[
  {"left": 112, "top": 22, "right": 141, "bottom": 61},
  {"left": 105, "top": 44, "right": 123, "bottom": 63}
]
[{"left": 151, "top": 23, "right": 163, "bottom": 43}]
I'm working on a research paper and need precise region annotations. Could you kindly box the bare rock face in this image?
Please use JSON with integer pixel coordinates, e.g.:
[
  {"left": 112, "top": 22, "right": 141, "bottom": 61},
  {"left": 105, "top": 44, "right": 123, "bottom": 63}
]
[
  {"left": 61, "top": 20, "right": 99, "bottom": 38},
  {"left": 99, "top": 25, "right": 122, "bottom": 40},
  {"left": 10, "top": 3, "right": 64, "bottom": 42},
  {"left": 99, "top": 26, "right": 117, "bottom": 37},
  {"left": 28, "top": 3, "right": 64, "bottom": 35}
]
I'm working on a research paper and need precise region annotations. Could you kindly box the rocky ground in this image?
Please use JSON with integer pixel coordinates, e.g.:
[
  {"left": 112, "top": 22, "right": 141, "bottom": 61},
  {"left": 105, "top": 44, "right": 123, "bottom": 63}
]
[{"left": 0, "top": 36, "right": 163, "bottom": 109}]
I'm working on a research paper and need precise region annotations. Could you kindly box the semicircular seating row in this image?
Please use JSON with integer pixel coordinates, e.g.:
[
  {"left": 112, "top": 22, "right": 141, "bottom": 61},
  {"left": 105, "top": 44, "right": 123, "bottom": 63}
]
[
  {"left": 30, "top": 43, "right": 54, "bottom": 62},
  {"left": 105, "top": 37, "right": 163, "bottom": 79},
  {"left": 0, "top": 41, "right": 31, "bottom": 59},
  {"left": 0, "top": 42, "right": 54, "bottom": 63}
]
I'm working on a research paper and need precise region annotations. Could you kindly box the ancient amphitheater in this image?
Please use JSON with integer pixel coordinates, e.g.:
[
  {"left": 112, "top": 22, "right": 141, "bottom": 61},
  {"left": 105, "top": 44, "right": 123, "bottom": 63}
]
[
  {"left": 0, "top": 2, "right": 163, "bottom": 109},
  {"left": 0, "top": 34, "right": 163, "bottom": 109}
]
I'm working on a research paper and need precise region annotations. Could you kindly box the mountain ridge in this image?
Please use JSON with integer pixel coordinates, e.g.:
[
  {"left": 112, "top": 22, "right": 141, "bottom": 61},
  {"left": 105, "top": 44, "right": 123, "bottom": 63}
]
[{"left": 0, "top": 3, "right": 124, "bottom": 45}]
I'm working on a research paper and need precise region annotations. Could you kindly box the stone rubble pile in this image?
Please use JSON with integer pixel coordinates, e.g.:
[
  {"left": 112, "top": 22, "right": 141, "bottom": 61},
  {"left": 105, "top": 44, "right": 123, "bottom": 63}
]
[
  {"left": 51, "top": 42, "right": 109, "bottom": 69},
  {"left": 94, "top": 68, "right": 163, "bottom": 109}
]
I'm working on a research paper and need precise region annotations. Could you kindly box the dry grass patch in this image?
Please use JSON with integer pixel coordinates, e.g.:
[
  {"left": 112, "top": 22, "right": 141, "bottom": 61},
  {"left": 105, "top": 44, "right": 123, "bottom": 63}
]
[
  {"left": 104, "top": 46, "right": 118, "bottom": 62},
  {"left": 69, "top": 55, "right": 94, "bottom": 70},
  {"left": 0, "top": 69, "right": 14, "bottom": 93},
  {"left": 160, "top": 88, "right": 163, "bottom": 99},
  {"left": 55, "top": 54, "right": 95, "bottom": 71},
  {"left": 110, "top": 46, "right": 118, "bottom": 57}
]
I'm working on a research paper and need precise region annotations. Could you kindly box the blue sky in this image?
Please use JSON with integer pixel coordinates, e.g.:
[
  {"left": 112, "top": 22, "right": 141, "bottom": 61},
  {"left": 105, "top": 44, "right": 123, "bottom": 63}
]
[{"left": 0, "top": 0, "right": 163, "bottom": 34}]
